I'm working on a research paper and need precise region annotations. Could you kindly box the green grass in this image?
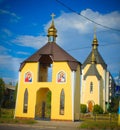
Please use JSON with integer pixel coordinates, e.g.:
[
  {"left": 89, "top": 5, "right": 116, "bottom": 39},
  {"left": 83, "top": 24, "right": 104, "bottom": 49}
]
[
  {"left": 0, "top": 108, "right": 36, "bottom": 124},
  {"left": 80, "top": 119, "right": 120, "bottom": 129}
]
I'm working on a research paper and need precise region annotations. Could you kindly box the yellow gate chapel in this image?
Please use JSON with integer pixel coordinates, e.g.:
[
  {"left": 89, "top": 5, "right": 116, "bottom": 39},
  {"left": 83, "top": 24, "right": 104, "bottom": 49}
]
[{"left": 15, "top": 15, "right": 81, "bottom": 121}]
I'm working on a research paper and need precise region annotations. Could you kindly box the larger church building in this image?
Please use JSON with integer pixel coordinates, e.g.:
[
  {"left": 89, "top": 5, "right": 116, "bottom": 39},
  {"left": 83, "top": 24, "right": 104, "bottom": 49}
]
[{"left": 15, "top": 14, "right": 115, "bottom": 121}]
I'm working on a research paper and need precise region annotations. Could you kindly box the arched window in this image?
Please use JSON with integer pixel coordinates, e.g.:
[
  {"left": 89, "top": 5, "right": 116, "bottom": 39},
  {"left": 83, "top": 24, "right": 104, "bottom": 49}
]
[
  {"left": 60, "top": 89, "right": 65, "bottom": 115},
  {"left": 90, "top": 82, "right": 93, "bottom": 93},
  {"left": 23, "top": 88, "right": 28, "bottom": 113}
]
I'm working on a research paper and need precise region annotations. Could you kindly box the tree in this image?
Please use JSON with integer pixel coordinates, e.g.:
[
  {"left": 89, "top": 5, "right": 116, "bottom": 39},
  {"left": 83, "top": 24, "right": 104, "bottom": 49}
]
[
  {"left": 80, "top": 104, "right": 87, "bottom": 113},
  {"left": 0, "top": 78, "right": 5, "bottom": 117},
  {"left": 93, "top": 104, "right": 103, "bottom": 114},
  {"left": 109, "top": 96, "right": 119, "bottom": 113},
  {"left": 14, "top": 82, "right": 18, "bottom": 104},
  {"left": 0, "top": 78, "right": 5, "bottom": 105}
]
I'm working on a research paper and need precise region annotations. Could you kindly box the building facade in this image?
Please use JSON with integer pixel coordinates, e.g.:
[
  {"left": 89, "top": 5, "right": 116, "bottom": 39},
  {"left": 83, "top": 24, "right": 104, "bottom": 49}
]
[
  {"left": 15, "top": 15, "right": 81, "bottom": 121},
  {"left": 80, "top": 33, "right": 115, "bottom": 112},
  {"left": 15, "top": 14, "right": 116, "bottom": 121}
]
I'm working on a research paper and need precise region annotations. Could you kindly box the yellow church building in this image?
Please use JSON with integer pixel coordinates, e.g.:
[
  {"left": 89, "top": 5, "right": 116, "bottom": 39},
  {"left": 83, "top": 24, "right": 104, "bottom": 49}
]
[
  {"left": 15, "top": 14, "right": 116, "bottom": 121},
  {"left": 80, "top": 32, "right": 115, "bottom": 112},
  {"left": 14, "top": 14, "right": 81, "bottom": 121}
]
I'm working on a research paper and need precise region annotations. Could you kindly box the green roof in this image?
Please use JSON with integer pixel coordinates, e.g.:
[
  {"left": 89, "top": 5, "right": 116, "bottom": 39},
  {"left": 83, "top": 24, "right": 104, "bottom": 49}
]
[
  {"left": 82, "top": 48, "right": 107, "bottom": 69},
  {"left": 84, "top": 64, "right": 101, "bottom": 80}
]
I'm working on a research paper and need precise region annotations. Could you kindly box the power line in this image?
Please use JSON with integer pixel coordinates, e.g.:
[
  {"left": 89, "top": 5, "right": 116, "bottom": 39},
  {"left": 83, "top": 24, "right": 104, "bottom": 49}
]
[
  {"left": 55, "top": 0, "right": 120, "bottom": 32},
  {"left": 67, "top": 42, "right": 120, "bottom": 52}
]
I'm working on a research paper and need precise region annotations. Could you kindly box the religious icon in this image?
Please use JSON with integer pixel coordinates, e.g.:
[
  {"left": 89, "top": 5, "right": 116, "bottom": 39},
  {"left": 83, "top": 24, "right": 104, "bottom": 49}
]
[
  {"left": 25, "top": 71, "right": 32, "bottom": 82},
  {"left": 57, "top": 71, "right": 66, "bottom": 83}
]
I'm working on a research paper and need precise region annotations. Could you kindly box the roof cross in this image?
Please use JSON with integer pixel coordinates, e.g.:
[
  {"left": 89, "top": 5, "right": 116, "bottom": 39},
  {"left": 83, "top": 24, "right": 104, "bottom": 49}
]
[{"left": 51, "top": 13, "right": 55, "bottom": 21}]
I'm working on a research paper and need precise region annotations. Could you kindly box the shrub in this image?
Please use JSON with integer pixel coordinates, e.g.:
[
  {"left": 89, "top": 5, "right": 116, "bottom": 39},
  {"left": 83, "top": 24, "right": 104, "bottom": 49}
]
[
  {"left": 80, "top": 104, "right": 87, "bottom": 113},
  {"left": 93, "top": 104, "right": 103, "bottom": 114}
]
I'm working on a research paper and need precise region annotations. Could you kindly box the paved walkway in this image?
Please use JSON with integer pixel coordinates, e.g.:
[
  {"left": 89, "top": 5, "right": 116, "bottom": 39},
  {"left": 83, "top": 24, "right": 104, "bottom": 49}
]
[{"left": 34, "top": 120, "right": 81, "bottom": 128}]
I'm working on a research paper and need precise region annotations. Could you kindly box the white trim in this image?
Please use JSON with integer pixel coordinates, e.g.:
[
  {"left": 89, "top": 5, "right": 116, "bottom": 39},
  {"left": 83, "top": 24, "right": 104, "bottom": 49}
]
[
  {"left": 14, "top": 72, "right": 21, "bottom": 119},
  {"left": 98, "top": 80, "right": 100, "bottom": 105},
  {"left": 103, "top": 69, "right": 106, "bottom": 111},
  {"left": 71, "top": 71, "right": 76, "bottom": 121},
  {"left": 80, "top": 70, "right": 84, "bottom": 103}
]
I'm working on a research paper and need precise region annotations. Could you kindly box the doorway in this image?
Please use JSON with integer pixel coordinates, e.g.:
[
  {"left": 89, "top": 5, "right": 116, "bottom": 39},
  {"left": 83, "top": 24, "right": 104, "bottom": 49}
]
[
  {"left": 88, "top": 101, "right": 94, "bottom": 112},
  {"left": 35, "top": 88, "right": 51, "bottom": 120}
]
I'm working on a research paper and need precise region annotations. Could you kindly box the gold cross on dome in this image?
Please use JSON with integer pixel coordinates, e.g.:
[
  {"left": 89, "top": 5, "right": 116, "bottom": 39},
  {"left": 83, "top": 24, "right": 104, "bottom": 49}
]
[{"left": 51, "top": 13, "right": 55, "bottom": 21}]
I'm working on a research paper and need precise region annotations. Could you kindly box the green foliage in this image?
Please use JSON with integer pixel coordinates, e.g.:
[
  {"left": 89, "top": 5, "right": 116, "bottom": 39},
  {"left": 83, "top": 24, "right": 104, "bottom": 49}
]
[
  {"left": 80, "top": 104, "right": 87, "bottom": 113},
  {"left": 109, "top": 96, "right": 119, "bottom": 113},
  {"left": 93, "top": 104, "right": 103, "bottom": 114},
  {"left": 0, "top": 78, "right": 5, "bottom": 105},
  {"left": 46, "top": 91, "right": 51, "bottom": 117},
  {"left": 14, "top": 82, "right": 18, "bottom": 103}
]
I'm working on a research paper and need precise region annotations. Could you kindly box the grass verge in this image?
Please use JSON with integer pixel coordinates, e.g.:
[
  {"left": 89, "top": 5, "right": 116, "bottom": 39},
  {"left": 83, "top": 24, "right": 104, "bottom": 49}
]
[
  {"left": 0, "top": 108, "right": 36, "bottom": 124},
  {"left": 80, "top": 119, "right": 120, "bottom": 129}
]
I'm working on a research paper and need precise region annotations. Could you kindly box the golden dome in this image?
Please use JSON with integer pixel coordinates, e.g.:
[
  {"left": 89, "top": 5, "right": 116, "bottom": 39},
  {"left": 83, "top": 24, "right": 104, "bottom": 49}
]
[{"left": 47, "top": 13, "right": 57, "bottom": 42}]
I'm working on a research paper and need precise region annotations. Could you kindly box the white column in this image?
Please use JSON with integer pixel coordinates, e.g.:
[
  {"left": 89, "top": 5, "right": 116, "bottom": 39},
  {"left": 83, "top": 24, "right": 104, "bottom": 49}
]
[
  {"left": 71, "top": 71, "right": 76, "bottom": 121},
  {"left": 98, "top": 80, "right": 100, "bottom": 105},
  {"left": 103, "top": 69, "right": 106, "bottom": 111},
  {"left": 14, "top": 72, "right": 21, "bottom": 119}
]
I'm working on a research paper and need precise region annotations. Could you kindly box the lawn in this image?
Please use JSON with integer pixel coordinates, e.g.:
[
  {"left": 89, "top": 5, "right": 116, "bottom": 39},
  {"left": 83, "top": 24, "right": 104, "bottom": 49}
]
[
  {"left": 1, "top": 108, "right": 120, "bottom": 129},
  {"left": 0, "top": 108, "right": 36, "bottom": 124},
  {"left": 80, "top": 118, "right": 120, "bottom": 129}
]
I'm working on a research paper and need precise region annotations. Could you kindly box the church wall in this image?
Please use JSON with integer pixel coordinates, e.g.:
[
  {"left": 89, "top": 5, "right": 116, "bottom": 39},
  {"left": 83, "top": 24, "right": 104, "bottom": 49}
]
[
  {"left": 15, "top": 61, "right": 81, "bottom": 121},
  {"left": 15, "top": 62, "right": 38, "bottom": 118},
  {"left": 96, "top": 65, "right": 107, "bottom": 111},
  {"left": 50, "top": 62, "right": 73, "bottom": 120},
  {"left": 82, "top": 76, "right": 100, "bottom": 106}
]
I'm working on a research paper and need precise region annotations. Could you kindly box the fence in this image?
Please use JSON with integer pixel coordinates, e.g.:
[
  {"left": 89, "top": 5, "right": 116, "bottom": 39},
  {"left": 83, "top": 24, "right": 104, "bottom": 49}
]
[{"left": 80, "top": 113, "right": 118, "bottom": 121}]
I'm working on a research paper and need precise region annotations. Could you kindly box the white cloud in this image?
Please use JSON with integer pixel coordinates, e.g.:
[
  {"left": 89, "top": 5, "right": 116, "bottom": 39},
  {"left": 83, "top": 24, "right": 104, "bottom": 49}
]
[
  {"left": 17, "top": 51, "right": 30, "bottom": 55},
  {"left": 2, "top": 28, "right": 12, "bottom": 36},
  {"left": 0, "top": 54, "right": 23, "bottom": 76},
  {"left": 12, "top": 35, "right": 47, "bottom": 49},
  {"left": 0, "top": 9, "right": 21, "bottom": 22},
  {"left": 11, "top": 9, "right": 120, "bottom": 78},
  {"left": 12, "top": 9, "right": 120, "bottom": 48},
  {"left": 0, "top": 9, "right": 20, "bottom": 19}
]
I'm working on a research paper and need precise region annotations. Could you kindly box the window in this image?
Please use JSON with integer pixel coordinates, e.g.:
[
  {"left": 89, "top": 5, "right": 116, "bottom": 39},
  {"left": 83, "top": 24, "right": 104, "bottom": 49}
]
[
  {"left": 38, "top": 55, "right": 53, "bottom": 82},
  {"left": 90, "top": 82, "right": 93, "bottom": 93},
  {"left": 60, "top": 89, "right": 65, "bottom": 115},
  {"left": 23, "top": 88, "right": 28, "bottom": 113}
]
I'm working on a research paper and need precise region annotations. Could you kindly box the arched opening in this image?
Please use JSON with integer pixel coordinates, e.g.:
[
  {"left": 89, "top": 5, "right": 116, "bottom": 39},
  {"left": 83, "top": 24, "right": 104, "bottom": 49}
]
[
  {"left": 60, "top": 89, "right": 65, "bottom": 115},
  {"left": 35, "top": 88, "right": 51, "bottom": 120},
  {"left": 88, "top": 100, "right": 94, "bottom": 112},
  {"left": 23, "top": 88, "right": 28, "bottom": 113},
  {"left": 38, "top": 55, "right": 53, "bottom": 82}
]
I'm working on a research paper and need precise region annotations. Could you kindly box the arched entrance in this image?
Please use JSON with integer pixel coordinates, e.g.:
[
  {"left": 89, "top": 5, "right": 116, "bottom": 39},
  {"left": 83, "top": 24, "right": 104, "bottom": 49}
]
[
  {"left": 35, "top": 88, "right": 51, "bottom": 120},
  {"left": 88, "top": 101, "right": 94, "bottom": 112}
]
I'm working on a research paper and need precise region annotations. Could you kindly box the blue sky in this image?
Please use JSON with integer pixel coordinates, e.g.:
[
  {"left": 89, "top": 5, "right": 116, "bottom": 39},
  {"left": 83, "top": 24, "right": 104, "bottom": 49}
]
[{"left": 0, "top": 0, "right": 120, "bottom": 84}]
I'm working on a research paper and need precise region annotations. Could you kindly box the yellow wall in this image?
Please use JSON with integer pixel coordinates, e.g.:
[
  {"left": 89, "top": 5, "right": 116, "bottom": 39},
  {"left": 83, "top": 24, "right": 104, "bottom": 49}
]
[
  {"left": 81, "top": 64, "right": 107, "bottom": 111},
  {"left": 83, "top": 76, "right": 99, "bottom": 105},
  {"left": 15, "top": 61, "right": 81, "bottom": 121}
]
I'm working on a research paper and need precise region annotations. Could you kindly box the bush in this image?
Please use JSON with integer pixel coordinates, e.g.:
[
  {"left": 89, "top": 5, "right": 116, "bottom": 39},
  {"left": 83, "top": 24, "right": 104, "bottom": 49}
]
[
  {"left": 93, "top": 104, "right": 103, "bottom": 114},
  {"left": 80, "top": 104, "right": 87, "bottom": 113}
]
